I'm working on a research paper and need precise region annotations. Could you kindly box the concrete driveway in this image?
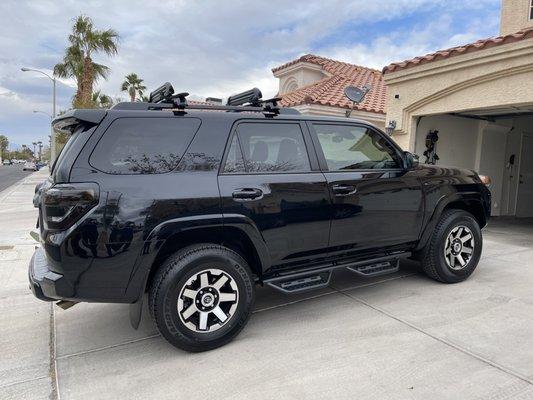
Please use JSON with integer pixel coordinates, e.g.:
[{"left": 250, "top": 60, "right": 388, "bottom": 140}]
[{"left": 2, "top": 171, "right": 533, "bottom": 399}]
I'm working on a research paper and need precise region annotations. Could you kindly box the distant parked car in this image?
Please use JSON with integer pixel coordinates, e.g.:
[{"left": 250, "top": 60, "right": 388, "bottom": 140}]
[
  {"left": 2, "top": 159, "right": 12, "bottom": 165},
  {"left": 23, "top": 161, "right": 37, "bottom": 171}
]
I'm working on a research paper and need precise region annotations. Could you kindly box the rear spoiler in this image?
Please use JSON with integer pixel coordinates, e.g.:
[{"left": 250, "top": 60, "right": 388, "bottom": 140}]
[{"left": 52, "top": 109, "right": 107, "bottom": 134}]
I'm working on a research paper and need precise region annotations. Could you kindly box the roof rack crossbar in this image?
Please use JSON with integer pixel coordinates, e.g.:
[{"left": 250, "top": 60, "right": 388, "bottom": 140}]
[{"left": 112, "top": 82, "right": 298, "bottom": 115}]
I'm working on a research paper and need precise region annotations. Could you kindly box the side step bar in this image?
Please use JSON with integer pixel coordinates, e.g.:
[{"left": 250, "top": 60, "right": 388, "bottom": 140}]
[
  {"left": 347, "top": 259, "right": 399, "bottom": 277},
  {"left": 265, "top": 252, "right": 408, "bottom": 294},
  {"left": 267, "top": 272, "right": 331, "bottom": 294}
]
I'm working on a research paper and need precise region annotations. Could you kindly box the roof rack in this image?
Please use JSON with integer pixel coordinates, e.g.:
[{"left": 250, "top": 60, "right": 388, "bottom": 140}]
[{"left": 112, "top": 82, "right": 300, "bottom": 115}]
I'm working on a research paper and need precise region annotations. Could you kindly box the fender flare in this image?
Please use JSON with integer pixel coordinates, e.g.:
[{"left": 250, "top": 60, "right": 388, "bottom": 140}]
[
  {"left": 126, "top": 213, "right": 270, "bottom": 328},
  {"left": 415, "top": 191, "right": 486, "bottom": 252}
]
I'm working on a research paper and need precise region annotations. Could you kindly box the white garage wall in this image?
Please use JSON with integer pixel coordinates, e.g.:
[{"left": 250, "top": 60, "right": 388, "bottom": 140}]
[
  {"left": 500, "top": 116, "right": 533, "bottom": 215},
  {"left": 414, "top": 114, "right": 512, "bottom": 216},
  {"left": 414, "top": 115, "right": 481, "bottom": 169},
  {"left": 477, "top": 124, "right": 510, "bottom": 216}
]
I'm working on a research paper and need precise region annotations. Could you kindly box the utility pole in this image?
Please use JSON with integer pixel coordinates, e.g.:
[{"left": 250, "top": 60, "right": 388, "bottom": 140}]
[{"left": 37, "top": 141, "right": 43, "bottom": 161}]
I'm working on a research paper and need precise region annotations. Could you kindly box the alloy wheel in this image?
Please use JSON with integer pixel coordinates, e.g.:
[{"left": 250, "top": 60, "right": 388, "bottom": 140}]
[
  {"left": 444, "top": 225, "right": 475, "bottom": 270},
  {"left": 177, "top": 268, "right": 239, "bottom": 333}
]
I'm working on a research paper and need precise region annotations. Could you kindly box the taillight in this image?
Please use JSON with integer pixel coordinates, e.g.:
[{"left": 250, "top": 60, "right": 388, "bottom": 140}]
[{"left": 42, "top": 183, "right": 99, "bottom": 231}]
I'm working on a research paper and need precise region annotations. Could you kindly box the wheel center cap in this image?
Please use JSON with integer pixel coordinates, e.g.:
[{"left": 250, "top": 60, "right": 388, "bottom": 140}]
[{"left": 453, "top": 241, "right": 462, "bottom": 254}]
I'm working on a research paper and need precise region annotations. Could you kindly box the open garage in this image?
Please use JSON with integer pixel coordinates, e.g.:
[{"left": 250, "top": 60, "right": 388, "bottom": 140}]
[{"left": 383, "top": 5, "right": 533, "bottom": 219}]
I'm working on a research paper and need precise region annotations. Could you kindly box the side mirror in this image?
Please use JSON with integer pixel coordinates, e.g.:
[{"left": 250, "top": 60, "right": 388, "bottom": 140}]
[{"left": 404, "top": 152, "right": 419, "bottom": 169}]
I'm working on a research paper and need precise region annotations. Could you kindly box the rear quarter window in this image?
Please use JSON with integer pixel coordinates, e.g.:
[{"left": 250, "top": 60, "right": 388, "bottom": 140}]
[{"left": 89, "top": 117, "right": 201, "bottom": 174}]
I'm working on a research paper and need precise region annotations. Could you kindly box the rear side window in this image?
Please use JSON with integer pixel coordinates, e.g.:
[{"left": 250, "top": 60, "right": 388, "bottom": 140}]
[
  {"left": 90, "top": 117, "right": 200, "bottom": 174},
  {"left": 52, "top": 125, "right": 96, "bottom": 182},
  {"left": 224, "top": 122, "right": 310, "bottom": 173}
]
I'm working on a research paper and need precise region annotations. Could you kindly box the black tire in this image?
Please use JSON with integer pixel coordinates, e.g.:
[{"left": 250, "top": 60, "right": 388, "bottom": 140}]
[
  {"left": 149, "top": 244, "right": 255, "bottom": 352},
  {"left": 418, "top": 209, "right": 482, "bottom": 283}
]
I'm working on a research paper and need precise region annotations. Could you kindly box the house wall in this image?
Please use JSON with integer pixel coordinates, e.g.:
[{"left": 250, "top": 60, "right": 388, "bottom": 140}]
[
  {"left": 294, "top": 104, "right": 386, "bottom": 131},
  {"left": 274, "top": 62, "right": 327, "bottom": 95},
  {"left": 383, "top": 38, "right": 533, "bottom": 150},
  {"left": 501, "top": 0, "right": 533, "bottom": 35}
]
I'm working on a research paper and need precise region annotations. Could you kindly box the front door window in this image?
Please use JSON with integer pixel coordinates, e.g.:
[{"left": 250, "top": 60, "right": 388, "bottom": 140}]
[{"left": 313, "top": 124, "right": 401, "bottom": 170}]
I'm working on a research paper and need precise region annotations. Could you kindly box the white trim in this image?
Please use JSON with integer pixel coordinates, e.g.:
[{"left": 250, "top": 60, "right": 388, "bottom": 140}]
[
  {"left": 384, "top": 39, "right": 533, "bottom": 84},
  {"left": 273, "top": 61, "right": 326, "bottom": 78},
  {"left": 292, "top": 104, "right": 385, "bottom": 125},
  {"left": 281, "top": 76, "right": 299, "bottom": 95},
  {"left": 515, "top": 132, "right": 533, "bottom": 216}
]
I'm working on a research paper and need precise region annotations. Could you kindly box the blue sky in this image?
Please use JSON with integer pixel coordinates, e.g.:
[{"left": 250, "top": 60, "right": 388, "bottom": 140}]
[{"left": 0, "top": 0, "right": 501, "bottom": 148}]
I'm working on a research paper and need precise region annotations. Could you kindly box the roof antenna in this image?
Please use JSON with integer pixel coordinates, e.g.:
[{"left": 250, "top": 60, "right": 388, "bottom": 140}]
[{"left": 344, "top": 84, "right": 371, "bottom": 118}]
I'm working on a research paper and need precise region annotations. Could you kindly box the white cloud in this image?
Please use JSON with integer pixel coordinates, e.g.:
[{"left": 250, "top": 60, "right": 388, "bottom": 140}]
[{"left": 0, "top": 0, "right": 500, "bottom": 143}]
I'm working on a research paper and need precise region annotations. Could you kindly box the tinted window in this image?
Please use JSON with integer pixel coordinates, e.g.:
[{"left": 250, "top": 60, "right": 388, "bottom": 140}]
[
  {"left": 234, "top": 122, "right": 310, "bottom": 173},
  {"left": 314, "top": 124, "right": 400, "bottom": 170},
  {"left": 223, "top": 135, "right": 246, "bottom": 173},
  {"left": 90, "top": 117, "right": 200, "bottom": 174}
]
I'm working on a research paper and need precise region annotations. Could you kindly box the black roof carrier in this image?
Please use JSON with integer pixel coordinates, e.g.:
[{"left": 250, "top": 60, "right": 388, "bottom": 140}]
[{"left": 112, "top": 83, "right": 300, "bottom": 116}]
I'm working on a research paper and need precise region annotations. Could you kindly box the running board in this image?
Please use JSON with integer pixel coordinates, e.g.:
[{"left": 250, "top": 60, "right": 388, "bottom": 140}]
[
  {"left": 346, "top": 259, "right": 399, "bottom": 277},
  {"left": 265, "top": 252, "right": 408, "bottom": 294},
  {"left": 266, "top": 271, "right": 331, "bottom": 294}
]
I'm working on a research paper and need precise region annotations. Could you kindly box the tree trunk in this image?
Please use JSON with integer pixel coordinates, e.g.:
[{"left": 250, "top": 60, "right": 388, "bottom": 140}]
[
  {"left": 130, "top": 88, "right": 135, "bottom": 102},
  {"left": 75, "top": 56, "right": 95, "bottom": 108}
]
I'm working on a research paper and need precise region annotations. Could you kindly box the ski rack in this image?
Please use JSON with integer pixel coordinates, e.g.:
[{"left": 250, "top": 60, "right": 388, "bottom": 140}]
[{"left": 113, "top": 82, "right": 299, "bottom": 115}]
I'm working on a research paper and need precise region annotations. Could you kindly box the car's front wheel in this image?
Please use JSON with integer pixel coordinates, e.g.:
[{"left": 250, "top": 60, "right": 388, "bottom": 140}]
[
  {"left": 418, "top": 209, "right": 482, "bottom": 283},
  {"left": 149, "top": 244, "right": 255, "bottom": 352}
]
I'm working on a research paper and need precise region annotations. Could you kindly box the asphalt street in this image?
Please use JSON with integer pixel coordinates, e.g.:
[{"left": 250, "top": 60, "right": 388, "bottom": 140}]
[{"left": 0, "top": 164, "right": 33, "bottom": 193}]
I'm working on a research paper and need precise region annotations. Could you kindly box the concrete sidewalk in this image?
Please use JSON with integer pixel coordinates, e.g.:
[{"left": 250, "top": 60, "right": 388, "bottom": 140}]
[{"left": 1, "top": 172, "right": 533, "bottom": 399}]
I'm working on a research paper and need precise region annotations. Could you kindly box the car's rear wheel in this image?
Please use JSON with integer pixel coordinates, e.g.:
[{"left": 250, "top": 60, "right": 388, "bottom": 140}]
[
  {"left": 149, "top": 244, "right": 255, "bottom": 352},
  {"left": 418, "top": 209, "right": 482, "bottom": 283}
]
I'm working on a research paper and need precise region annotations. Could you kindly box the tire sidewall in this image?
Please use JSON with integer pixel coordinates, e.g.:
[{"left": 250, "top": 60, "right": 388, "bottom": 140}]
[
  {"left": 155, "top": 247, "right": 254, "bottom": 351},
  {"left": 436, "top": 212, "right": 482, "bottom": 282}
]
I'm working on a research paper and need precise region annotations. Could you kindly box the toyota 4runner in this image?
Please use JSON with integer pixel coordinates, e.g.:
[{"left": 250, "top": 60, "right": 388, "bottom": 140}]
[{"left": 29, "top": 84, "right": 491, "bottom": 352}]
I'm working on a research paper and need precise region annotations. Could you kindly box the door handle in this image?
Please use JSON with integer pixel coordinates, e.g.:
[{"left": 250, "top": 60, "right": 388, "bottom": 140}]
[
  {"left": 232, "top": 188, "right": 263, "bottom": 200},
  {"left": 332, "top": 184, "right": 357, "bottom": 196}
]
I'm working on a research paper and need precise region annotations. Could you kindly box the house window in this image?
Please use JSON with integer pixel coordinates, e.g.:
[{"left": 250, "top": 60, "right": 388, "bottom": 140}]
[{"left": 530, "top": 0, "right": 533, "bottom": 20}]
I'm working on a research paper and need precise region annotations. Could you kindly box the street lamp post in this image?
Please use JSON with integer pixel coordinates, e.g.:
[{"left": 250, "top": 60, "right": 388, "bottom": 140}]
[
  {"left": 21, "top": 67, "right": 57, "bottom": 162},
  {"left": 33, "top": 111, "right": 51, "bottom": 163},
  {"left": 37, "top": 141, "right": 43, "bottom": 161}
]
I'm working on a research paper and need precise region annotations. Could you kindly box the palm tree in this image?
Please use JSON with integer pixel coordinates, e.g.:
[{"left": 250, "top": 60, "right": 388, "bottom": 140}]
[
  {"left": 54, "top": 15, "right": 119, "bottom": 108},
  {"left": 121, "top": 73, "right": 146, "bottom": 102},
  {"left": 92, "top": 90, "right": 114, "bottom": 108},
  {"left": 0, "top": 135, "right": 8, "bottom": 160}
]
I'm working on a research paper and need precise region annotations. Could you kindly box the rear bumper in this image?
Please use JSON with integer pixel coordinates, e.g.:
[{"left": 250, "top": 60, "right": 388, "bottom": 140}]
[{"left": 28, "top": 247, "right": 65, "bottom": 301}]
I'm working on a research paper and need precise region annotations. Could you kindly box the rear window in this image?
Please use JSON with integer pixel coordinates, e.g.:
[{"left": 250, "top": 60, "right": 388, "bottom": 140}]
[
  {"left": 52, "top": 125, "right": 95, "bottom": 182},
  {"left": 90, "top": 117, "right": 200, "bottom": 174},
  {"left": 223, "top": 122, "right": 310, "bottom": 173}
]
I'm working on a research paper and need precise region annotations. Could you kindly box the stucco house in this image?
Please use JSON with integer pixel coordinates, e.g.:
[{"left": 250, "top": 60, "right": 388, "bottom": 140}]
[
  {"left": 382, "top": 0, "right": 533, "bottom": 218},
  {"left": 272, "top": 54, "right": 387, "bottom": 130}
]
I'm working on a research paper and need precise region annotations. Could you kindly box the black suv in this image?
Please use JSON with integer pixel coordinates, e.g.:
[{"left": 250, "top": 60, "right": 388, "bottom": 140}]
[{"left": 29, "top": 84, "right": 491, "bottom": 352}]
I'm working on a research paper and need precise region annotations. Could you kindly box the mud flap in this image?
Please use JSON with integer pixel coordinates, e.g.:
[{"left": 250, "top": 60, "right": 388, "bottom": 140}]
[{"left": 129, "top": 295, "right": 144, "bottom": 330}]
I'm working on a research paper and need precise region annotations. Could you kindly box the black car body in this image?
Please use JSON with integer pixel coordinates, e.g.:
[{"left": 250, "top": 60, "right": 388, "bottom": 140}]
[{"left": 29, "top": 87, "right": 491, "bottom": 351}]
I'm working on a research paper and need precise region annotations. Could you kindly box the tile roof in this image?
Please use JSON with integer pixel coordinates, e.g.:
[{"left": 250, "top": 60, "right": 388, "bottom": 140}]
[
  {"left": 383, "top": 28, "right": 533, "bottom": 74},
  {"left": 272, "top": 54, "right": 387, "bottom": 114}
]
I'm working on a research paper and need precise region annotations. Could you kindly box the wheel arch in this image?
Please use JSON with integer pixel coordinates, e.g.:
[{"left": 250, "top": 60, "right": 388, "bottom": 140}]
[
  {"left": 416, "top": 192, "right": 488, "bottom": 252},
  {"left": 125, "top": 214, "right": 270, "bottom": 304}
]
